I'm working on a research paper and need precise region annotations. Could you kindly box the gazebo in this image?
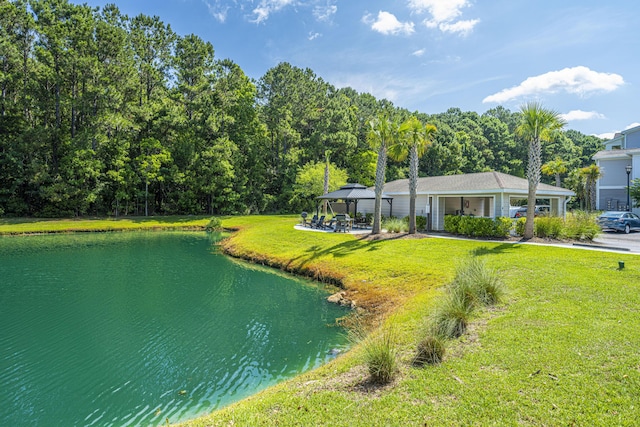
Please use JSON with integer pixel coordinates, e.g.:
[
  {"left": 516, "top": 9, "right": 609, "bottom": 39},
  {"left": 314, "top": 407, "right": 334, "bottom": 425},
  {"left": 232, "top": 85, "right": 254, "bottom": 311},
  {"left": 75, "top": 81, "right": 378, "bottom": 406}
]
[{"left": 316, "top": 183, "right": 393, "bottom": 217}]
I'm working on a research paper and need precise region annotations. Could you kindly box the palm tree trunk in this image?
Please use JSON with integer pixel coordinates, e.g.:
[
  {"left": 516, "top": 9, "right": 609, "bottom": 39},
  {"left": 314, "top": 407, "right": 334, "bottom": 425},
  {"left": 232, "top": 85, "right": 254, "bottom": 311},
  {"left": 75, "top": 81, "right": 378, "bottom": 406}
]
[
  {"left": 525, "top": 136, "right": 541, "bottom": 239},
  {"left": 408, "top": 146, "right": 418, "bottom": 234},
  {"left": 323, "top": 158, "right": 329, "bottom": 215},
  {"left": 372, "top": 144, "right": 387, "bottom": 234}
]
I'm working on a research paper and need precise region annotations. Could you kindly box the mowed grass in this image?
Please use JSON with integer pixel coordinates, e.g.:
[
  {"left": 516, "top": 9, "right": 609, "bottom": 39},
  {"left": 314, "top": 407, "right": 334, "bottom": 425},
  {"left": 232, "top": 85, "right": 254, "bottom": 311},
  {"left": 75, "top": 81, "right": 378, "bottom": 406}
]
[
  {"left": 180, "top": 215, "right": 640, "bottom": 426},
  {"left": 0, "top": 215, "right": 211, "bottom": 234}
]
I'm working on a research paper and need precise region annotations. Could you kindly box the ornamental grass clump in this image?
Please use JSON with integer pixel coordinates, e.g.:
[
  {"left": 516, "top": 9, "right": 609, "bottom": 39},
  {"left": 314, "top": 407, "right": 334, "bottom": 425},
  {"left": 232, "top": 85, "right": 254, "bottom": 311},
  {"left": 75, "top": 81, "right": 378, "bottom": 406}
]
[
  {"left": 453, "top": 257, "right": 505, "bottom": 307},
  {"left": 429, "top": 291, "right": 474, "bottom": 339},
  {"left": 357, "top": 324, "right": 398, "bottom": 384},
  {"left": 347, "top": 315, "right": 398, "bottom": 384},
  {"left": 563, "top": 210, "right": 600, "bottom": 240},
  {"left": 205, "top": 217, "right": 223, "bottom": 232},
  {"left": 414, "top": 335, "right": 446, "bottom": 366},
  {"left": 383, "top": 217, "right": 408, "bottom": 233}
]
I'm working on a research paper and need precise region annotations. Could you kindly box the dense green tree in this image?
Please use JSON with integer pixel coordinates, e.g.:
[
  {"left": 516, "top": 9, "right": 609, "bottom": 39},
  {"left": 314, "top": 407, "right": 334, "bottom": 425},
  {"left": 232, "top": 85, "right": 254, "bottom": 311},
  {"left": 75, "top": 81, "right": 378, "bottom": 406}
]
[
  {"left": 291, "top": 160, "right": 348, "bottom": 212},
  {"left": 0, "top": 0, "right": 613, "bottom": 218}
]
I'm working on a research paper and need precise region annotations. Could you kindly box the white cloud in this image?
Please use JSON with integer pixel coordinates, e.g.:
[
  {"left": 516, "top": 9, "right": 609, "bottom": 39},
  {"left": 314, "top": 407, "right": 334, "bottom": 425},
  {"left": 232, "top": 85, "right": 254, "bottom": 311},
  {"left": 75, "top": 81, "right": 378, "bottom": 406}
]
[
  {"left": 202, "top": 0, "right": 229, "bottom": 23},
  {"left": 313, "top": 4, "right": 337, "bottom": 22},
  {"left": 409, "top": 0, "right": 479, "bottom": 35},
  {"left": 483, "top": 66, "right": 625, "bottom": 104},
  {"left": 308, "top": 31, "right": 321, "bottom": 40},
  {"left": 251, "top": 0, "right": 296, "bottom": 23},
  {"left": 437, "top": 19, "right": 479, "bottom": 36},
  {"left": 364, "top": 11, "right": 415, "bottom": 36},
  {"left": 561, "top": 110, "right": 606, "bottom": 122},
  {"left": 412, "top": 49, "right": 426, "bottom": 57},
  {"left": 597, "top": 122, "right": 640, "bottom": 139}
]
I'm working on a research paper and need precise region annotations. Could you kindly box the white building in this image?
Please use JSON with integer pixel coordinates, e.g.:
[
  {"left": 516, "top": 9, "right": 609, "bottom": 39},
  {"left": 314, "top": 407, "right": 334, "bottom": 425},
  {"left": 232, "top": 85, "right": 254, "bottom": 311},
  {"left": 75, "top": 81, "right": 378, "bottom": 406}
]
[
  {"left": 593, "top": 125, "right": 640, "bottom": 213},
  {"left": 357, "top": 171, "right": 575, "bottom": 231}
]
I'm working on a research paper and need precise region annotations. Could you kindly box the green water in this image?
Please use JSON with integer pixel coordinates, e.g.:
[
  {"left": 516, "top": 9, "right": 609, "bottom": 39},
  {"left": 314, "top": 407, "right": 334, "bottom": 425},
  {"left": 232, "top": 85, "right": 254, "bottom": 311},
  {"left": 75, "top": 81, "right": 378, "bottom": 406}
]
[{"left": 0, "top": 232, "right": 348, "bottom": 426}]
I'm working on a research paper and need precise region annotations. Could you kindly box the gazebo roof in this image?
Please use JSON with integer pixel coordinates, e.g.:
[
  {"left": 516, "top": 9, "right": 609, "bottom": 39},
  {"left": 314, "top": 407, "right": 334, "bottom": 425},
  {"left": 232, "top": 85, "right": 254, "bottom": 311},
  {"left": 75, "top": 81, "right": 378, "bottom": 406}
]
[{"left": 316, "top": 183, "right": 392, "bottom": 200}]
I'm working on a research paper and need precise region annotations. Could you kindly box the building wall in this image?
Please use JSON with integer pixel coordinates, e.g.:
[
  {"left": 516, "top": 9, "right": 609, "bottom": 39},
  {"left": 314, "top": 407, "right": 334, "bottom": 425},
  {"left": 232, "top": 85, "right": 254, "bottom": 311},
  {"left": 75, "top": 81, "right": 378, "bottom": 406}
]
[
  {"left": 599, "top": 188, "right": 630, "bottom": 211},
  {"left": 626, "top": 129, "right": 640, "bottom": 149},
  {"left": 599, "top": 158, "right": 632, "bottom": 186}
]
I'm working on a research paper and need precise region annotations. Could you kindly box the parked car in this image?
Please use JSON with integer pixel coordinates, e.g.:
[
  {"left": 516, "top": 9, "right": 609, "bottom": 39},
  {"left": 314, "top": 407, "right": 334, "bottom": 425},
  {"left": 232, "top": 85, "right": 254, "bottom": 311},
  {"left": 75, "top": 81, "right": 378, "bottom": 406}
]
[
  {"left": 598, "top": 211, "right": 640, "bottom": 234},
  {"left": 513, "top": 205, "right": 550, "bottom": 218}
]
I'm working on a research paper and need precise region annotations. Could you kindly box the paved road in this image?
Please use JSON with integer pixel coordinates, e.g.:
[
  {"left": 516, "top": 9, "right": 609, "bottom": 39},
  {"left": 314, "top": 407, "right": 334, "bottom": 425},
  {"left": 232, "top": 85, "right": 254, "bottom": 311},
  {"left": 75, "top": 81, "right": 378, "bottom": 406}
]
[{"left": 593, "top": 230, "right": 640, "bottom": 254}]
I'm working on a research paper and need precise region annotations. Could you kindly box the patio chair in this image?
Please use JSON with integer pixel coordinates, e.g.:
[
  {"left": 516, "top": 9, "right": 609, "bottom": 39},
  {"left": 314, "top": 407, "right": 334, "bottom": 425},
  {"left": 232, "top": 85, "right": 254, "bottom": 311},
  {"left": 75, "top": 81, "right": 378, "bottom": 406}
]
[
  {"left": 334, "top": 214, "right": 350, "bottom": 233},
  {"left": 306, "top": 214, "right": 318, "bottom": 228},
  {"left": 312, "top": 215, "right": 326, "bottom": 229}
]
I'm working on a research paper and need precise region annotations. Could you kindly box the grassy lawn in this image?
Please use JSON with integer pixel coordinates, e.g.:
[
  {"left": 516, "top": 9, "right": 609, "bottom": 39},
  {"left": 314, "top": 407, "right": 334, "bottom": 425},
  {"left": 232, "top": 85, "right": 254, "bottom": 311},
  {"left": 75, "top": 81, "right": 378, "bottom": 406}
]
[
  {"left": 179, "top": 215, "right": 640, "bottom": 426},
  {"left": 0, "top": 216, "right": 211, "bottom": 234},
  {"left": 2, "top": 215, "right": 638, "bottom": 425}
]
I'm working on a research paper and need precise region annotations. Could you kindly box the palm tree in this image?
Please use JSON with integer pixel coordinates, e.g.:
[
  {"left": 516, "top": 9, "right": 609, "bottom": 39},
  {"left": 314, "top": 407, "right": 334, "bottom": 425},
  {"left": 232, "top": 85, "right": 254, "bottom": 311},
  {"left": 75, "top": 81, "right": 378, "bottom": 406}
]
[
  {"left": 389, "top": 116, "right": 437, "bottom": 234},
  {"left": 541, "top": 157, "right": 568, "bottom": 187},
  {"left": 516, "top": 102, "right": 566, "bottom": 239},
  {"left": 565, "top": 168, "right": 587, "bottom": 210},
  {"left": 367, "top": 115, "right": 398, "bottom": 234},
  {"left": 580, "top": 164, "right": 603, "bottom": 211},
  {"left": 322, "top": 150, "right": 331, "bottom": 215}
]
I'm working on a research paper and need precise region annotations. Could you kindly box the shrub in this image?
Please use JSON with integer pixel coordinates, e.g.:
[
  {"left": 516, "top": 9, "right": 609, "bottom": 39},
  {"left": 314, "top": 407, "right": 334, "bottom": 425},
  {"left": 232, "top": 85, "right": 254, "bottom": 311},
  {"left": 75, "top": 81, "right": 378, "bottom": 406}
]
[
  {"left": 365, "top": 213, "right": 373, "bottom": 225},
  {"left": 401, "top": 215, "right": 427, "bottom": 231},
  {"left": 534, "top": 217, "right": 564, "bottom": 238},
  {"left": 383, "top": 217, "right": 408, "bottom": 233},
  {"left": 205, "top": 217, "right": 223, "bottom": 232},
  {"left": 361, "top": 325, "right": 398, "bottom": 384},
  {"left": 494, "top": 217, "right": 513, "bottom": 238},
  {"left": 515, "top": 217, "right": 526, "bottom": 236},
  {"left": 563, "top": 210, "right": 600, "bottom": 240},
  {"left": 458, "top": 216, "right": 475, "bottom": 236},
  {"left": 444, "top": 215, "right": 461, "bottom": 234},
  {"left": 445, "top": 215, "right": 514, "bottom": 238},
  {"left": 429, "top": 291, "right": 473, "bottom": 339},
  {"left": 414, "top": 335, "right": 446, "bottom": 366}
]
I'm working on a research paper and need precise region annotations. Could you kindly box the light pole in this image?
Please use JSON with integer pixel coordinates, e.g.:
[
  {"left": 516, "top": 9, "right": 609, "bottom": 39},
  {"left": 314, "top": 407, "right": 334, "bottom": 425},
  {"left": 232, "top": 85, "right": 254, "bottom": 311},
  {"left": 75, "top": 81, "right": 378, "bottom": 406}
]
[{"left": 626, "top": 164, "right": 632, "bottom": 211}]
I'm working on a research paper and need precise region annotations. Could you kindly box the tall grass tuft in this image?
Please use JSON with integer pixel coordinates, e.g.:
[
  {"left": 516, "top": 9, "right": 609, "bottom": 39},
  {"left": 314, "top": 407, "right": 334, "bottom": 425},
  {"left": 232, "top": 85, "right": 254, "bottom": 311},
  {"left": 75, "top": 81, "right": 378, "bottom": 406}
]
[
  {"left": 453, "top": 257, "right": 505, "bottom": 307},
  {"left": 534, "top": 217, "right": 564, "bottom": 239},
  {"left": 414, "top": 335, "right": 446, "bottom": 366},
  {"left": 563, "top": 210, "right": 600, "bottom": 240},
  {"left": 347, "top": 315, "right": 398, "bottom": 384},
  {"left": 359, "top": 325, "right": 398, "bottom": 384},
  {"left": 382, "top": 217, "right": 408, "bottom": 233},
  {"left": 429, "top": 291, "right": 474, "bottom": 339}
]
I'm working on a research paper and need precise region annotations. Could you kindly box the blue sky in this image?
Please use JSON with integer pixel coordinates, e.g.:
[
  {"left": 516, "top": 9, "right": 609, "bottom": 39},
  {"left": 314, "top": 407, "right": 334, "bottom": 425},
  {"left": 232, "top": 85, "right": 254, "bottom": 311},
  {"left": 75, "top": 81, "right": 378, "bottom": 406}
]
[{"left": 74, "top": 0, "right": 639, "bottom": 139}]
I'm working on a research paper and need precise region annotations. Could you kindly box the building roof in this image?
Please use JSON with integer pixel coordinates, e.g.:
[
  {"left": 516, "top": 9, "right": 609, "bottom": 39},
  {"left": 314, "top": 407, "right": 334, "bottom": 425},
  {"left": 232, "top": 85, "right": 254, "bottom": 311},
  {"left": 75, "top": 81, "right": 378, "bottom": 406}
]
[
  {"left": 380, "top": 171, "right": 574, "bottom": 196},
  {"left": 593, "top": 148, "right": 640, "bottom": 160},
  {"left": 317, "top": 183, "right": 392, "bottom": 200}
]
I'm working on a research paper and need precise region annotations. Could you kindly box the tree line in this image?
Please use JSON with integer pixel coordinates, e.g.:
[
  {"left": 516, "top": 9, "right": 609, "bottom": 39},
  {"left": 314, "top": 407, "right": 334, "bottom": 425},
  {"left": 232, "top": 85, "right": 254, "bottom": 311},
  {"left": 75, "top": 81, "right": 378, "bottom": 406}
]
[{"left": 0, "top": 0, "right": 605, "bottom": 217}]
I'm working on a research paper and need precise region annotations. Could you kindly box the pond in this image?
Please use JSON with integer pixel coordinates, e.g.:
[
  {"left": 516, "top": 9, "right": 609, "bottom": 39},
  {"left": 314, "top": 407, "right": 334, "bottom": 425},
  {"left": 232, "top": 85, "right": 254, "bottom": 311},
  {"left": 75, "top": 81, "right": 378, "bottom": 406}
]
[{"left": 0, "top": 232, "right": 349, "bottom": 426}]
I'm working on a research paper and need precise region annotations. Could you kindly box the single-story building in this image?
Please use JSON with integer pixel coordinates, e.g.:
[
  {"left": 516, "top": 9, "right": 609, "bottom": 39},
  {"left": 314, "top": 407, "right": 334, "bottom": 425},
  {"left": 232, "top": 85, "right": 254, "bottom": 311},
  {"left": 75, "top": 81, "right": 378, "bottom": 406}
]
[{"left": 357, "top": 171, "right": 575, "bottom": 231}]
